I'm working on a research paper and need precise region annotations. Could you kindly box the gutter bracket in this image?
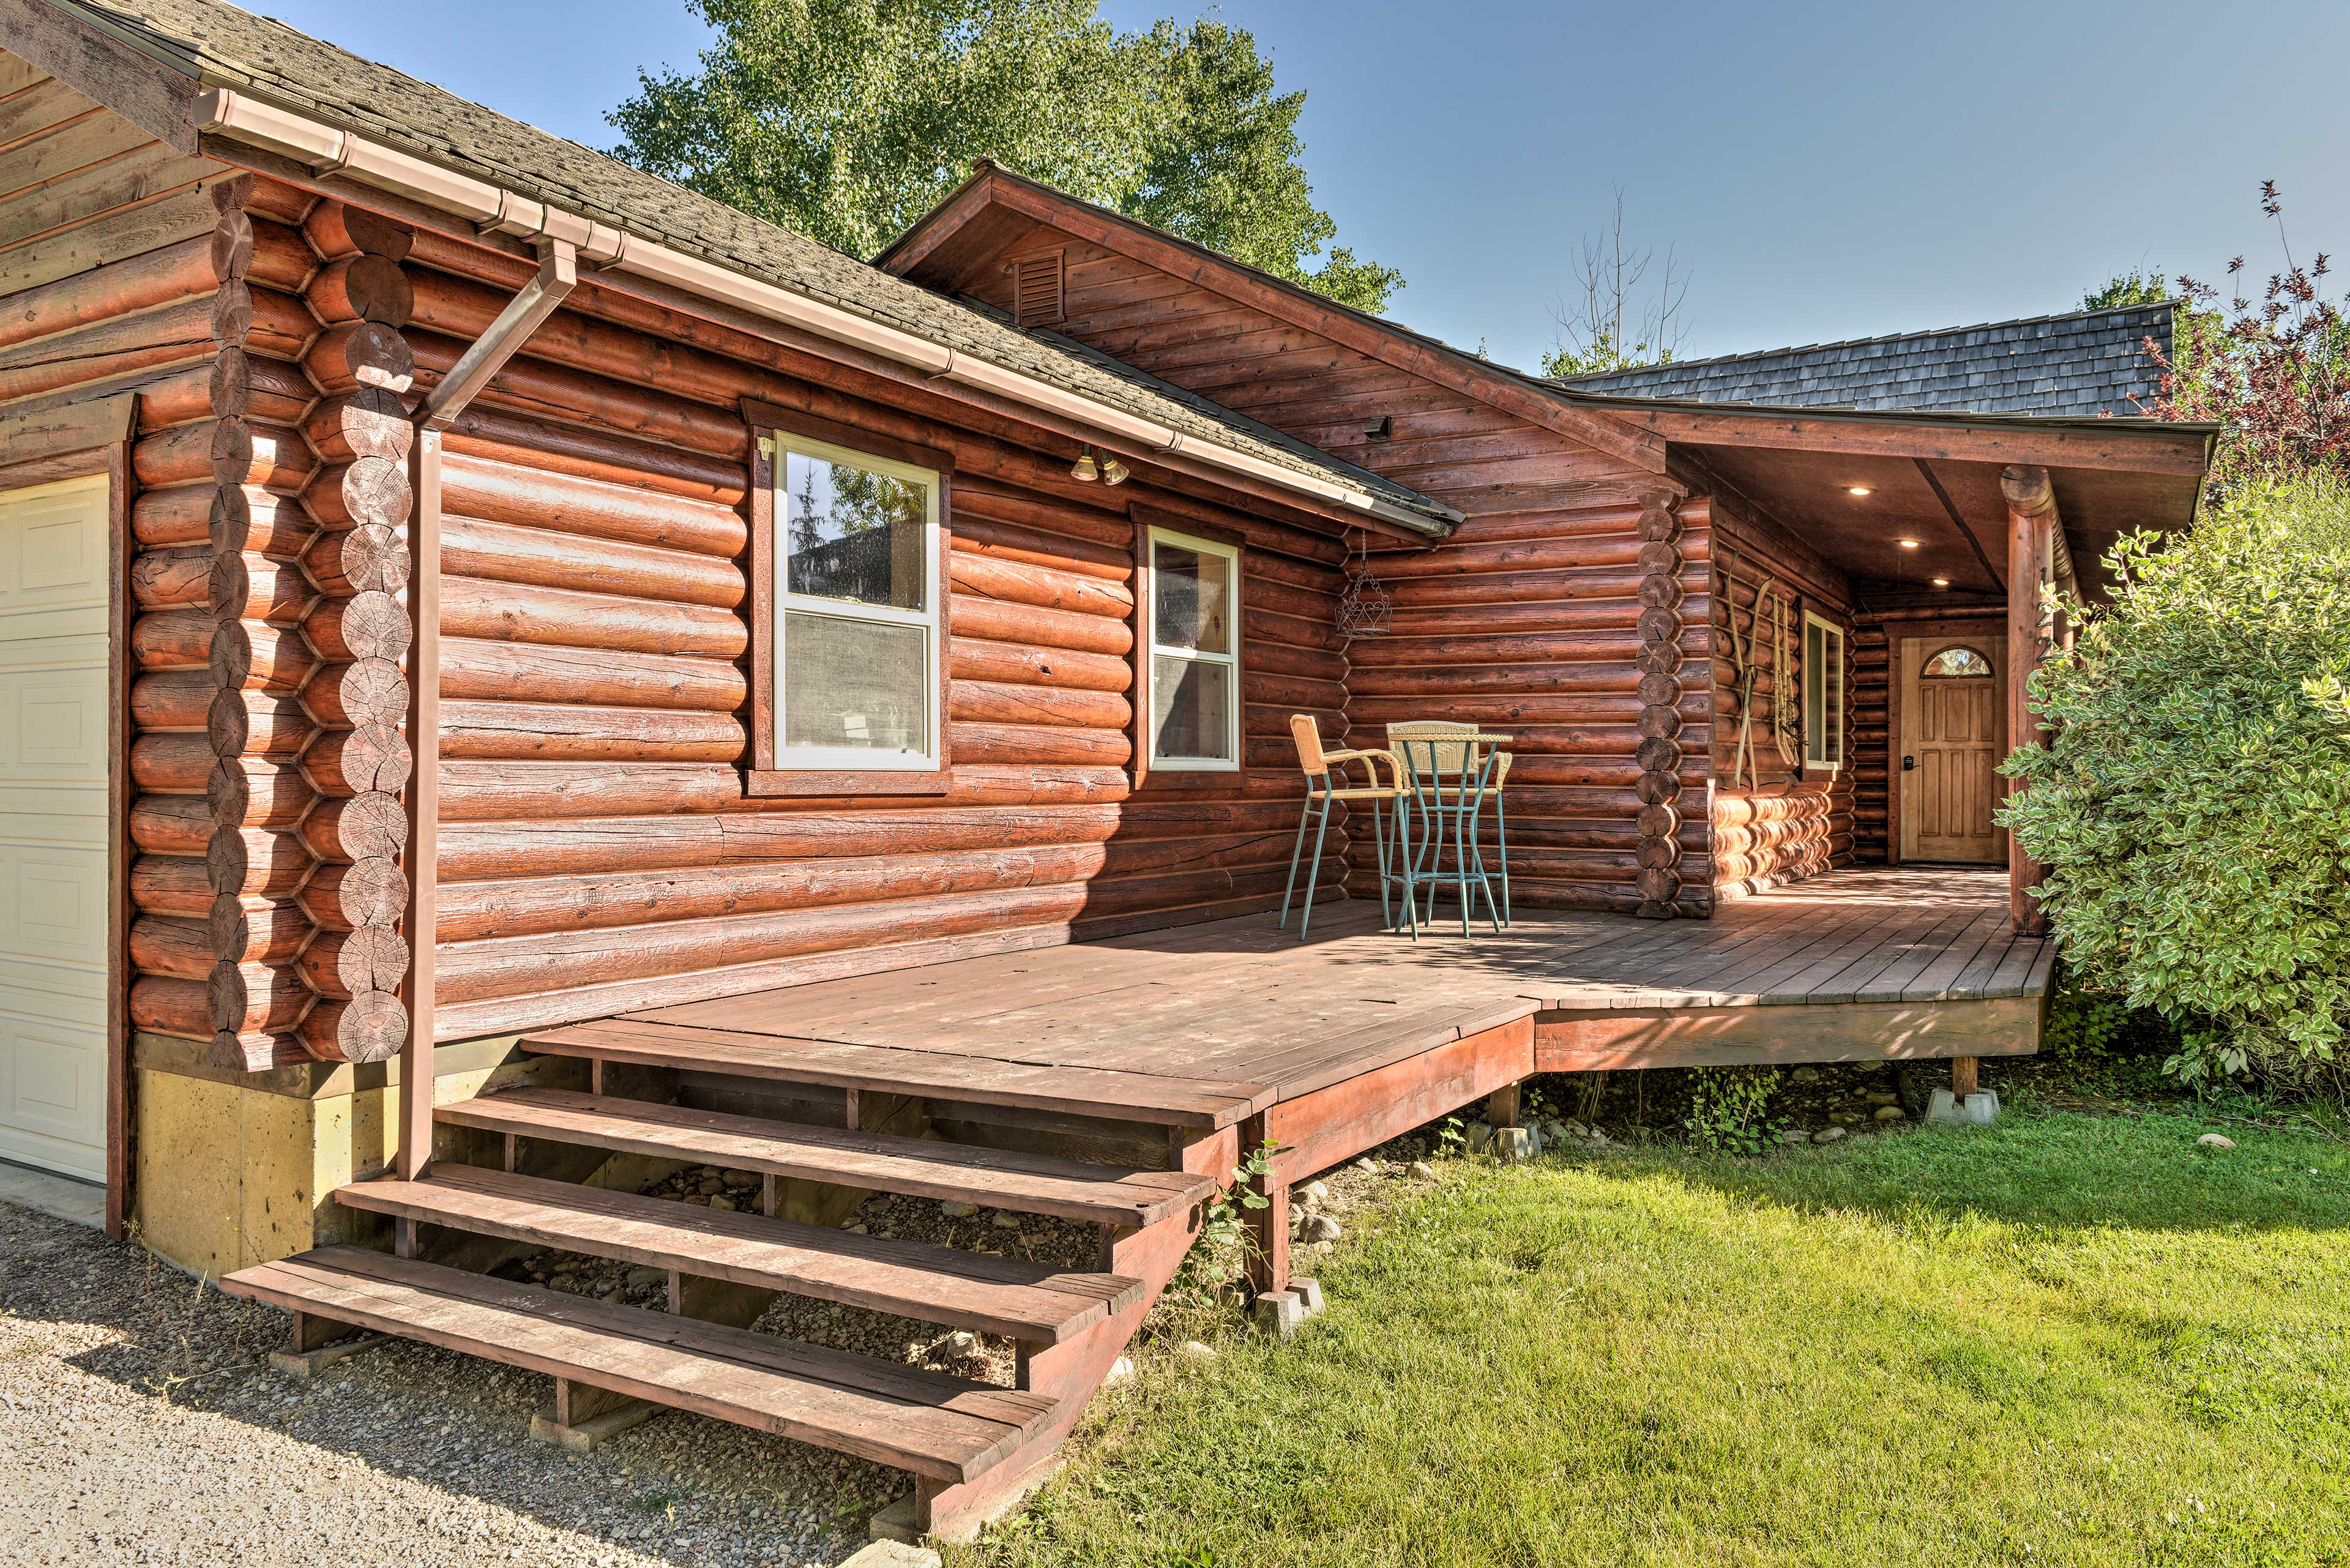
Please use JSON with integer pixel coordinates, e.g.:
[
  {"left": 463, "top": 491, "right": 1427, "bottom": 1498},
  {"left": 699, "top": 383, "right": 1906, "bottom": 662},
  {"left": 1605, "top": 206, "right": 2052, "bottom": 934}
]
[{"left": 419, "top": 237, "right": 578, "bottom": 430}]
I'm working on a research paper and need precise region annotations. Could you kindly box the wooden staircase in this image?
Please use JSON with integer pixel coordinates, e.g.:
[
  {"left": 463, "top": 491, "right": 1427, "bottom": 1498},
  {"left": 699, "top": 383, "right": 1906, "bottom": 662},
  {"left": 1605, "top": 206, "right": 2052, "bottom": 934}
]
[{"left": 219, "top": 1061, "right": 1230, "bottom": 1540}]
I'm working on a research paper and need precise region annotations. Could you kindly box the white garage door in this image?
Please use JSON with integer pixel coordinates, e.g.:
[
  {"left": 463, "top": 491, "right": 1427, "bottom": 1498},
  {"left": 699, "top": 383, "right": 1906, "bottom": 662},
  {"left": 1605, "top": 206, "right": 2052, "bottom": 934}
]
[{"left": 0, "top": 474, "right": 111, "bottom": 1181}]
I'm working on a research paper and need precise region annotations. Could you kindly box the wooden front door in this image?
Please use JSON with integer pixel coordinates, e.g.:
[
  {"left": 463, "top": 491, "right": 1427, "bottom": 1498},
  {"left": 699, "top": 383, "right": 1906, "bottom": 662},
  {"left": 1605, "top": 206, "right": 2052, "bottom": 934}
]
[{"left": 1900, "top": 637, "right": 2002, "bottom": 864}]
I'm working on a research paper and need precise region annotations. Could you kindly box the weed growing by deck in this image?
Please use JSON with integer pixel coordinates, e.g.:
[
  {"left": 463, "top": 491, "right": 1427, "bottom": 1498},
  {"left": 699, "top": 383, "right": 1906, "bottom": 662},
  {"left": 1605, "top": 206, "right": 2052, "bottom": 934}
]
[{"left": 960, "top": 1105, "right": 2350, "bottom": 1567}]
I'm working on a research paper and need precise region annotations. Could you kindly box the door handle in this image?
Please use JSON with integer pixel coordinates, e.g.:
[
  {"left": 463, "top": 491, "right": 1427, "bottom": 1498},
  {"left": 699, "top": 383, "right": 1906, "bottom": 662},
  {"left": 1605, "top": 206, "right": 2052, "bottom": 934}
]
[{"left": 1902, "top": 755, "right": 1916, "bottom": 771}]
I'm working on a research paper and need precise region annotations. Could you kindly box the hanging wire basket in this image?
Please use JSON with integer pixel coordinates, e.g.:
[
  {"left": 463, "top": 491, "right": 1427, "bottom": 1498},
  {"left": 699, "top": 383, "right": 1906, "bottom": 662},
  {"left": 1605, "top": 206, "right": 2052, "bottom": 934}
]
[{"left": 1337, "top": 532, "right": 1392, "bottom": 640}]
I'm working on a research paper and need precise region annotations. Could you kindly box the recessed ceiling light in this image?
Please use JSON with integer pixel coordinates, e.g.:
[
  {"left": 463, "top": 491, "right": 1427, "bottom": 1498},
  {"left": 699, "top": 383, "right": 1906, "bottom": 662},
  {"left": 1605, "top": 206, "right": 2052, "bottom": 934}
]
[
  {"left": 1932, "top": 577, "right": 1950, "bottom": 588},
  {"left": 1898, "top": 539, "right": 1921, "bottom": 549},
  {"left": 1848, "top": 487, "right": 1871, "bottom": 497}
]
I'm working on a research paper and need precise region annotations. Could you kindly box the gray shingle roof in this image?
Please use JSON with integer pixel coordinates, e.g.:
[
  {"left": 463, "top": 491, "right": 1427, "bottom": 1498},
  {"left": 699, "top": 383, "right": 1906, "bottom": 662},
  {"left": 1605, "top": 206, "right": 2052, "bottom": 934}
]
[
  {"left": 59, "top": 0, "right": 1453, "bottom": 528},
  {"left": 1550, "top": 304, "right": 2173, "bottom": 418}
]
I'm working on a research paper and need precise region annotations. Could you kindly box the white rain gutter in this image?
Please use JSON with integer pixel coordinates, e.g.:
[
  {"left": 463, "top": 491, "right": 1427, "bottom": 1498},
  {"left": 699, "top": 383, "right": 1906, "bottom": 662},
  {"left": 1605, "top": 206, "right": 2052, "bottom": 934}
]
[{"left": 195, "top": 88, "right": 1457, "bottom": 536}]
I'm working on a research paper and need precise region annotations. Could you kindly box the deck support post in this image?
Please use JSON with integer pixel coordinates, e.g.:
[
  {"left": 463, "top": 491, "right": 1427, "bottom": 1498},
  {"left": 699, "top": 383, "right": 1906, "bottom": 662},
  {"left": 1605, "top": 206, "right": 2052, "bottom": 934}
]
[
  {"left": 1485, "top": 1082, "right": 1522, "bottom": 1128},
  {"left": 1950, "top": 1056, "right": 1979, "bottom": 1100},
  {"left": 1239, "top": 1111, "right": 1289, "bottom": 1297},
  {"left": 268, "top": 1310, "right": 384, "bottom": 1379},
  {"left": 531, "top": 1377, "right": 660, "bottom": 1453},
  {"left": 2001, "top": 466, "right": 2059, "bottom": 937}
]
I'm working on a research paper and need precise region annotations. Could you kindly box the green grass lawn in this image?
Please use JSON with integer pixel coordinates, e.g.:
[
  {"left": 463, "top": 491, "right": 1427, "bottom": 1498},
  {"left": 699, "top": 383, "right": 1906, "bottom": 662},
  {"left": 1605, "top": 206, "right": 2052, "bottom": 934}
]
[{"left": 961, "top": 1103, "right": 2350, "bottom": 1567}]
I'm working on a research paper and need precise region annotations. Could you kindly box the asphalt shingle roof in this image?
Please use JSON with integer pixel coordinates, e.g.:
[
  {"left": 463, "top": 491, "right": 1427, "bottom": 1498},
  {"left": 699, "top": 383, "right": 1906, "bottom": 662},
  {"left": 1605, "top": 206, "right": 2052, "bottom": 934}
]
[
  {"left": 59, "top": 0, "right": 1453, "bottom": 528},
  {"left": 1550, "top": 304, "right": 2173, "bottom": 418}
]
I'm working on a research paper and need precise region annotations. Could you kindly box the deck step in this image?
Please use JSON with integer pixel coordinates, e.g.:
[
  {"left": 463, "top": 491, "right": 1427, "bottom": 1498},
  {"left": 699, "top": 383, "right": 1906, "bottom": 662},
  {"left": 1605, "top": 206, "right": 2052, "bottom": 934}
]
[
  {"left": 220, "top": 1246, "right": 1055, "bottom": 1484},
  {"left": 438, "top": 1088, "right": 1214, "bottom": 1228},
  {"left": 520, "top": 1018, "right": 1269, "bottom": 1129},
  {"left": 334, "top": 1165, "right": 1142, "bottom": 1344}
]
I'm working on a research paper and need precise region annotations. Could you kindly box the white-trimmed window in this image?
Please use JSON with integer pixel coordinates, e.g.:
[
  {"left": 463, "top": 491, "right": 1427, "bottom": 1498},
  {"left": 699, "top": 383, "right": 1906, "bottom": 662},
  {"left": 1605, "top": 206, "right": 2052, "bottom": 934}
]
[
  {"left": 772, "top": 433, "right": 942, "bottom": 771},
  {"left": 1145, "top": 525, "right": 1240, "bottom": 771},
  {"left": 1803, "top": 608, "right": 1846, "bottom": 772}
]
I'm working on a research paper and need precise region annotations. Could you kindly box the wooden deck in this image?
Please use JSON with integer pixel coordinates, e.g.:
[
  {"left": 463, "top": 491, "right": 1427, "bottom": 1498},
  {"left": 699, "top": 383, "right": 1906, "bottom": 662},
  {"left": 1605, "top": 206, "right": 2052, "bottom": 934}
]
[
  {"left": 228, "top": 867, "right": 2051, "bottom": 1534},
  {"left": 521, "top": 867, "right": 2053, "bottom": 1131}
]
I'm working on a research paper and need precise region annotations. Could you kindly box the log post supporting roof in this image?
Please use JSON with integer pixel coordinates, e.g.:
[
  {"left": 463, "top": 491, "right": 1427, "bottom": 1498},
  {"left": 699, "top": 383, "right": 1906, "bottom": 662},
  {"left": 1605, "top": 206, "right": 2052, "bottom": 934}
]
[{"left": 2001, "top": 465, "right": 2059, "bottom": 936}]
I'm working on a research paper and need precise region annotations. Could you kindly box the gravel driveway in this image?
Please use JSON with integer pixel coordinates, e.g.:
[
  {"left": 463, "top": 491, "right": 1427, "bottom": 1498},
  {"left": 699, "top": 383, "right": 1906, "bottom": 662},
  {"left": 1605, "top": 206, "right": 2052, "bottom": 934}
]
[
  {"left": 1, "top": 1117, "right": 1460, "bottom": 1567},
  {"left": 0, "top": 1197, "right": 896, "bottom": 1568}
]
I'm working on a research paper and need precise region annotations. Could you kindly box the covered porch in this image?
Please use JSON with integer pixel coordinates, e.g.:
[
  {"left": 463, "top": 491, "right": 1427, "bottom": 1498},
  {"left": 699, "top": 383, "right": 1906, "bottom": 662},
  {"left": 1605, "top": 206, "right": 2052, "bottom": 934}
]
[{"left": 1575, "top": 397, "right": 2217, "bottom": 930}]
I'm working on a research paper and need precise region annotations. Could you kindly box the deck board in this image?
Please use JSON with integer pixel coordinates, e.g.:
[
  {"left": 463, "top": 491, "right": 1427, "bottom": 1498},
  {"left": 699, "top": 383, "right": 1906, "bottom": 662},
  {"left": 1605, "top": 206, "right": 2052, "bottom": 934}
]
[{"left": 516, "top": 868, "right": 2049, "bottom": 1115}]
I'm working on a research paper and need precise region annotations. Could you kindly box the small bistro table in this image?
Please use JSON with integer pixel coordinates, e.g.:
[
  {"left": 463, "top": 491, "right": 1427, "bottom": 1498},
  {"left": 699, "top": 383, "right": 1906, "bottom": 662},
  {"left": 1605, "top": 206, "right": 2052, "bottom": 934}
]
[{"left": 1387, "top": 727, "right": 1513, "bottom": 937}]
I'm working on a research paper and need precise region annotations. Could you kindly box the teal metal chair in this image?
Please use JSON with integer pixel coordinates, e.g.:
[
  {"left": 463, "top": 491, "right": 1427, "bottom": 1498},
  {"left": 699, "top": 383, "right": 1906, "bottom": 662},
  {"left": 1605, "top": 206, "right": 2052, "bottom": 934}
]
[
  {"left": 1279, "top": 714, "right": 1414, "bottom": 939},
  {"left": 1387, "top": 720, "right": 1512, "bottom": 934}
]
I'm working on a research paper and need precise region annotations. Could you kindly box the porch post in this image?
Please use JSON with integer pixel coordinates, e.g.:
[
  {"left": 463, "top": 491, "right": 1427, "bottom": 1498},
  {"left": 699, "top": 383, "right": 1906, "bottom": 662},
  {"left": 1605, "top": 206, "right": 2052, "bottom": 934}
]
[{"left": 1999, "top": 466, "right": 2057, "bottom": 936}]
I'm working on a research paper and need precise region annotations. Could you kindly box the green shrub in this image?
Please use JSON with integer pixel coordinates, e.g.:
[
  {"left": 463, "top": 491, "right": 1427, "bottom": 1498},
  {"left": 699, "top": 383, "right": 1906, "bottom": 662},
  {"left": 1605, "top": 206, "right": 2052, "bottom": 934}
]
[
  {"left": 2003, "top": 478, "right": 2350, "bottom": 1086},
  {"left": 1683, "top": 1066, "right": 1781, "bottom": 1154}
]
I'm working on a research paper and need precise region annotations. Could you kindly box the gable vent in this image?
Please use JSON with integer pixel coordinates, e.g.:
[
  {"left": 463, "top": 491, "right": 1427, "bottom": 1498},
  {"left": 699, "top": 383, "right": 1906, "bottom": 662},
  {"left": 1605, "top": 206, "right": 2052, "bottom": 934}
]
[{"left": 1012, "top": 250, "right": 1065, "bottom": 328}]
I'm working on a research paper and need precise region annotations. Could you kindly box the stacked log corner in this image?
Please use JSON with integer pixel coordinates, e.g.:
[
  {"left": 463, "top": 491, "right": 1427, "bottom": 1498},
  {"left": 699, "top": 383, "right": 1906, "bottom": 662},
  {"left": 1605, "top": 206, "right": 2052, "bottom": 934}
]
[
  {"left": 286, "top": 200, "right": 419, "bottom": 1066},
  {"left": 117, "top": 178, "right": 416, "bottom": 1073},
  {"left": 1631, "top": 490, "right": 1689, "bottom": 919}
]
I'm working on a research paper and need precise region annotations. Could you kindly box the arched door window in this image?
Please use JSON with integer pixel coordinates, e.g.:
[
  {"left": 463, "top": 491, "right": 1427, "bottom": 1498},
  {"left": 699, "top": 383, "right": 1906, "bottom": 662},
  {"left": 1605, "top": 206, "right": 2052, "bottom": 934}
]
[{"left": 1922, "top": 644, "right": 1992, "bottom": 679}]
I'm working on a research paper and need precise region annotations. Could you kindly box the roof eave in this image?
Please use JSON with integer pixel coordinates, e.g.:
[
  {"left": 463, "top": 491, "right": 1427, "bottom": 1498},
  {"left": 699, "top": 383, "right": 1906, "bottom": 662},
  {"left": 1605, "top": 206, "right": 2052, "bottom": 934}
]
[
  {"left": 882, "top": 162, "right": 1671, "bottom": 477},
  {"left": 1560, "top": 385, "right": 2218, "bottom": 472},
  {"left": 171, "top": 81, "right": 1451, "bottom": 536}
]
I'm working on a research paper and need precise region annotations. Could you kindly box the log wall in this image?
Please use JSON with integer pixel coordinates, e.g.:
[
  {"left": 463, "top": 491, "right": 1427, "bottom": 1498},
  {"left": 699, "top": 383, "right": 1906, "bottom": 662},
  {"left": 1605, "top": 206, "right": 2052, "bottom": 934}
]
[
  {"left": 372, "top": 207, "right": 1345, "bottom": 1045},
  {"left": 1703, "top": 491, "right": 1856, "bottom": 898},
  {"left": 980, "top": 228, "right": 1710, "bottom": 914},
  {"left": 13, "top": 86, "right": 1360, "bottom": 1064},
  {"left": 0, "top": 73, "right": 313, "bottom": 1067}
]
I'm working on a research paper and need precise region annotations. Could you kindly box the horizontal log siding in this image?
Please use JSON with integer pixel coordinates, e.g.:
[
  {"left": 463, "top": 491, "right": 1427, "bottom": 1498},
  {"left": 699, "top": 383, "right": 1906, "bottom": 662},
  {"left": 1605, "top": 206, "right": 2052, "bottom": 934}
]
[
  {"left": 1852, "top": 620, "right": 1890, "bottom": 861},
  {"left": 989, "top": 229, "right": 1699, "bottom": 913},
  {"left": 384, "top": 234, "right": 1343, "bottom": 1043},
  {"left": 1705, "top": 491, "right": 1857, "bottom": 900},
  {"left": 0, "top": 91, "right": 311, "bottom": 1062}
]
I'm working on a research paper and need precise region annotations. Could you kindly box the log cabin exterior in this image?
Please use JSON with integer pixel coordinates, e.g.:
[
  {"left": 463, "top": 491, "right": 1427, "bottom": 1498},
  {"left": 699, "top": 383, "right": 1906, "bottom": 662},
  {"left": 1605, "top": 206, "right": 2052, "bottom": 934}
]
[{"left": 0, "top": 0, "right": 2213, "bottom": 1540}]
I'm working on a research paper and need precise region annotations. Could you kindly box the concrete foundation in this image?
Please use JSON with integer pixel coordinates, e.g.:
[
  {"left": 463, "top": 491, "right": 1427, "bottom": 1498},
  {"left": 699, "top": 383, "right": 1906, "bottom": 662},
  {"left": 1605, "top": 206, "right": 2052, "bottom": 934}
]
[{"left": 129, "top": 1031, "right": 570, "bottom": 1278}]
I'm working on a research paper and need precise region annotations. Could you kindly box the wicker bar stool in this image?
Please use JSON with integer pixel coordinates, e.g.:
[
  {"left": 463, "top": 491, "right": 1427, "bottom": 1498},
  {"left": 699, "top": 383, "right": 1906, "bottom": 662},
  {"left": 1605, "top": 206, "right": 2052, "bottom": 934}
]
[
  {"left": 1387, "top": 720, "right": 1513, "bottom": 933},
  {"left": 1279, "top": 714, "right": 1413, "bottom": 939}
]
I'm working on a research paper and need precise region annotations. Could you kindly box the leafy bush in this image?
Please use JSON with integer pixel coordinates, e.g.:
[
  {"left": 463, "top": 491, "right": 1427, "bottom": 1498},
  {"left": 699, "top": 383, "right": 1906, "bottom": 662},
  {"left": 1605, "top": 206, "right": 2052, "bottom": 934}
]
[
  {"left": 1683, "top": 1067, "right": 1781, "bottom": 1154},
  {"left": 2003, "top": 479, "right": 2350, "bottom": 1086},
  {"left": 2042, "top": 984, "right": 2128, "bottom": 1067}
]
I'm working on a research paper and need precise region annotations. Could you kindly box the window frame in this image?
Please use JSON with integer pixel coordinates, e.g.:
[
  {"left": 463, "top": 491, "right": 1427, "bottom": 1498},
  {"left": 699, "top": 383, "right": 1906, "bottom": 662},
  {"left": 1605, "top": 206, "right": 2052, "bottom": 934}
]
[
  {"left": 1138, "top": 520, "right": 1244, "bottom": 777},
  {"left": 742, "top": 403, "right": 955, "bottom": 797},
  {"left": 1802, "top": 607, "right": 1846, "bottom": 774}
]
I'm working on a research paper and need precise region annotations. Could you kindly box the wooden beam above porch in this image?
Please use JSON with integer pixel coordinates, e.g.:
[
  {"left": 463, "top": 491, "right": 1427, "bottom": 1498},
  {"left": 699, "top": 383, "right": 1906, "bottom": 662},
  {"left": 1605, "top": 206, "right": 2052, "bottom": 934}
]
[{"left": 1595, "top": 400, "right": 2214, "bottom": 478}]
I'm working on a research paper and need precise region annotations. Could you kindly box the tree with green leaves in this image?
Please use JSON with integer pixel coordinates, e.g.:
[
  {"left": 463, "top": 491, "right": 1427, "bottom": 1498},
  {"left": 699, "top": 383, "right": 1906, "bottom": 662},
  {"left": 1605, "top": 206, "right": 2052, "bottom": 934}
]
[
  {"left": 2081, "top": 267, "right": 2171, "bottom": 312},
  {"left": 608, "top": 0, "right": 1401, "bottom": 314}
]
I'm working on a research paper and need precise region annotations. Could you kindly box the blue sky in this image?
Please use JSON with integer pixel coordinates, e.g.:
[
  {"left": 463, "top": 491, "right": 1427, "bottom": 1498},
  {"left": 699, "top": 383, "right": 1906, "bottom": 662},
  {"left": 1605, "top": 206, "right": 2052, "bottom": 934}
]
[{"left": 251, "top": 0, "right": 2349, "bottom": 373}]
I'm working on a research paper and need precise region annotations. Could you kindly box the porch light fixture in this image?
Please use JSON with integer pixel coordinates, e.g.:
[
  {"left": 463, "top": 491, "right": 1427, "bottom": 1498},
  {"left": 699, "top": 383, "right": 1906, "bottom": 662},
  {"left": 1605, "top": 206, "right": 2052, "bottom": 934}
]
[
  {"left": 1932, "top": 577, "right": 1950, "bottom": 588},
  {"left": 1100, "top": 454, "right": 1129, "bottom": 486},
  {"left": 1898, "top": 538, "right": 1921, "bottom": 549},
  {"left": 1070, "top": 446, "right": 1099, "bottom": 482},
  {"left": 1847, "top": 486, "right": 1871, "bottom": 497}
]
